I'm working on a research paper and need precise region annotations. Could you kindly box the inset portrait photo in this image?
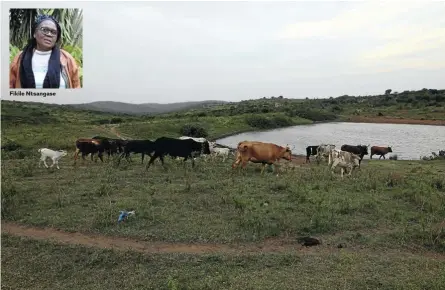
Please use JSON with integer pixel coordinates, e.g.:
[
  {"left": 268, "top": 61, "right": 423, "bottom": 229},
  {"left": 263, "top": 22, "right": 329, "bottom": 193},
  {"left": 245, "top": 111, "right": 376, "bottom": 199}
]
[{"left": 9, "top": 9, "right": 83, "bottom": 89}]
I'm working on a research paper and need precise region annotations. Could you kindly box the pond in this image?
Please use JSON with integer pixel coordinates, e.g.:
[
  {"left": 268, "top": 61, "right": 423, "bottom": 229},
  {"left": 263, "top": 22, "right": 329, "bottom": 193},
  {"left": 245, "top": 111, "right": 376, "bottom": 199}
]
[{"left": 217, "top": 122, "right": 445, "bottom": 160}]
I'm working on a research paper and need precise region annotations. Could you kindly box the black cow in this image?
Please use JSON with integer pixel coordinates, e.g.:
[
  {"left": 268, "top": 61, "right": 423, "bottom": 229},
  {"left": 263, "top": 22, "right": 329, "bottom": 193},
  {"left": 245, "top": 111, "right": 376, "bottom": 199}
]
[
  {"left": 340, "top": 144, "right": 369, "bottom": 166},
  {"left": 118, "top": 139, "right": 155, "bottom": 164},
  {"left": 305, "top": 145, "right": 319, "bottom": 163},
  {"left": 74, "top": 138, "right": 108, "bottom": 164},
  {"left": 90, "top": 136, "right": 126, "bottom": 159},
  {"left": 146, "top": 137, "right": 211, "bottom": 170}
]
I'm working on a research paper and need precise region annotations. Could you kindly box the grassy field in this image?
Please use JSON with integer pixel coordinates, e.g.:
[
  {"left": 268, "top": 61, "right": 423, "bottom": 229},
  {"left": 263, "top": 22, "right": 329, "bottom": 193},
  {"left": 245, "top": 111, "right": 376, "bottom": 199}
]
[{"left": 2, "top": 99, "right": 445, "bottom": 289}]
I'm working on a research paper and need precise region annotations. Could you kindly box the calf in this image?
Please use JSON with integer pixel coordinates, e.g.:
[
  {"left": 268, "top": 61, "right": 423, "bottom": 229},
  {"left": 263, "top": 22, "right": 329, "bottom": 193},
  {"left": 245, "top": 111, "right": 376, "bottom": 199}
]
[
  {"left": 370, "top": 146, "right": 393, "bottom": 159},
  {"left": 331, "top": 151, "right": 361, "bottom": 178},
  {"left": 38, "top": 148, "right": 68, "bottom": 169},
  {"left": 146, "top": 137, "right": 211, "bottom": 169},
  {"left": 210, "top": 147, "right": 232, "bottom": 162},
  {"left": 119, "top": 139, "right": 155, "bottom": 164},
  {"left": 340, "top": 144, "right": 369, "bottom": 167}
]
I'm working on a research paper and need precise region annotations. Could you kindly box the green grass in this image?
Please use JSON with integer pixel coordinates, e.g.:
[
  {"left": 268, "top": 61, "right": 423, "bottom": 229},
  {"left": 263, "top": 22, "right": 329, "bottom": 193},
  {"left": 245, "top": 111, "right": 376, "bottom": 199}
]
[
  {"left": 2, "top": 234, "right": 445, "bottom": 290},
  {"left": 2, "top": 157, "right": 444, "bottom": 251},
  {"left": 2, "top": 100, "right": 445, "bottom": 289}
]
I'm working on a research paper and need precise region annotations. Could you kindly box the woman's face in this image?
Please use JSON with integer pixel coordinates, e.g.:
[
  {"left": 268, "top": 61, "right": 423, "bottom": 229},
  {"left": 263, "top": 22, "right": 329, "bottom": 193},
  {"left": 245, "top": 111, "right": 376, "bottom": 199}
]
[{"left": 34, "top": 20, "right": 58, "bottom": 51}]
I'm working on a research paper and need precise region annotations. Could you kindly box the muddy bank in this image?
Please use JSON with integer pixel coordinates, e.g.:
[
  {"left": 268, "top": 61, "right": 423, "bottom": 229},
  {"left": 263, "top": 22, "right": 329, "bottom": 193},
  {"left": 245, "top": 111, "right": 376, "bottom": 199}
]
[{"left": 344, "top": 116, "right": 445, "bottom": 126}]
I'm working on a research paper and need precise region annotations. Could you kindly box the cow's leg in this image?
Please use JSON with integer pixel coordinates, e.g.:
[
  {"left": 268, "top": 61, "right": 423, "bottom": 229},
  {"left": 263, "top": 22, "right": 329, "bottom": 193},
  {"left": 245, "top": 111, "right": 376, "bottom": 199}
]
[
  {"left": 43, "top": 158, "right": 49, "bottom": 168},
  {"left": 370, "top": 153, "right": 373, "bottom": 159},
  {"left": 97, "top": 151, "right": 104, "bottom": 163},
  {"left": 260, "top": 164, "right": 267, "bottom": 175},
  {"left": 331, "top": 159, "right": 339, "bottom": 174},
  {"left": 159, "top": 155, "right": 165, "bottom": 166},
  {"left": 73, "top": 148, "right": 80, "bottom": 165},
  {"left": 232, "top": 156, "right": 242, "bottom": 169},
  {"left": 340, "top": 167, "right": 345, "bottom": 178},
  {"left": 382, "top": 154, "right": 386, "bottom": 160},
  {"left": 146, "top": 154, "right": 160, "bottom": 170},
  {"left": 141, "top": 153, "right": 145, "bottom": 164}
]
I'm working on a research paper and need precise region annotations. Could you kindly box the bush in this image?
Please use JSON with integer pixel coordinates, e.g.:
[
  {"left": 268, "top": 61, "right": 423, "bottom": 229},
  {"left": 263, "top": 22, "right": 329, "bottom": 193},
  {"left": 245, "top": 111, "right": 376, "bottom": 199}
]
[
  {"left": 287, "top": 109, "right": 337, "bottom": 122},
  {"left": 1, "top": 139, "right": 22, "bottom": 151},
  {"left": 245, "top": 115, "right": 293, "bottom": 129},
  {"left": 179, "top": 124, "right": 208, "bottom": 138}
]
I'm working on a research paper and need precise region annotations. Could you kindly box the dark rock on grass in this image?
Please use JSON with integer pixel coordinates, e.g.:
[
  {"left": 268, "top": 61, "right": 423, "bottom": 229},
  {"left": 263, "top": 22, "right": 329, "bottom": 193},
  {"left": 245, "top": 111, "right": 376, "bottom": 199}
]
[{"left": 297, "top": 237, "right": 321, "bottom": 247}]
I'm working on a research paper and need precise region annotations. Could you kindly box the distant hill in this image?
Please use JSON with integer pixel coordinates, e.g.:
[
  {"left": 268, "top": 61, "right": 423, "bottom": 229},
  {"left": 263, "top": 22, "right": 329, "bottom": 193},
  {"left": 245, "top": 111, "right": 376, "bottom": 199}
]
[{"left": 70, "top": 100, "right": 229, "bottom": 115}]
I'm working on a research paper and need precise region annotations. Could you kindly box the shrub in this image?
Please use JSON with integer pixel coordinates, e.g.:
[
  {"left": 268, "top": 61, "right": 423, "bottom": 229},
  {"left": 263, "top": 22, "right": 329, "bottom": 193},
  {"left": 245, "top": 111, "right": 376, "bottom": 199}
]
[
  {"left": 245, "top": 115, "right": 293, "bottom": 129},
  {"left": 179, "top": 124, "right": 208, "bottom": 138}
]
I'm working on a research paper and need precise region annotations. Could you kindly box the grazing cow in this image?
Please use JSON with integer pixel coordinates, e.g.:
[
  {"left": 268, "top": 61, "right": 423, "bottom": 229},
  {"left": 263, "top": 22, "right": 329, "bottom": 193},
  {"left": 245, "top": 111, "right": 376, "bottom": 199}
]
[
  {"left": 370, "top": 146, "right": 393, "bottom": 159},
  {"left": 306, "top": 145, "right": 319, "bottom": 163},
  {"left": 146, "top": 137, "right": 211, "bottom": 169},
  {"left": 74, "top": 138, "right": 108, "bottom": 164},
  {"left": 119, "top": 139, "right": 155, "bottom": 164},
  {"left": 340, "top": 144, "right": 369, "bottom": 166},
  {"left": 329, "top": 148, "right": 342, "bottom": 163},
  {"left": 331, "top": 151, "right": 361, "bottom": 178},
  {"left": 232, "top": 141, "right": 293, "bottom": 175},
  {"left": 38, "top": 148, "right": 68, "bottom": 169},
  {"left": 316, "top": 144, "right": 336, "bottom": 164}
]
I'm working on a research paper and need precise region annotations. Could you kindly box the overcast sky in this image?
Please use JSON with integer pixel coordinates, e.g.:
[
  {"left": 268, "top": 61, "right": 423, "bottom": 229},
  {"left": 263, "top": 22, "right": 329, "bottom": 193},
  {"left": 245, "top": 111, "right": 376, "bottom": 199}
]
[{"left": 4, "top": 1, "right": 445, "bottom": 104}]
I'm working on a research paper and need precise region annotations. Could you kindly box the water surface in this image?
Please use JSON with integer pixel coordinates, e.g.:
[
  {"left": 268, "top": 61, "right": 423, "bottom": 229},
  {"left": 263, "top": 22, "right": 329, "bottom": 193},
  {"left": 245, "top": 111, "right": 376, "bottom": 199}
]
[{"left": 217, "top": 122, "right": 445, "bottom": 160}]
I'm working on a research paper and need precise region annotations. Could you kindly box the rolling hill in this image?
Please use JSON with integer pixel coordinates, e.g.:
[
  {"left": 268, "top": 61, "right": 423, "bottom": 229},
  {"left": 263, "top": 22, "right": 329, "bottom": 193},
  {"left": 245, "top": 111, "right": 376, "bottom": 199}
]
[{"left": 71, "top": 100, "right": 229, "bottom": 115}]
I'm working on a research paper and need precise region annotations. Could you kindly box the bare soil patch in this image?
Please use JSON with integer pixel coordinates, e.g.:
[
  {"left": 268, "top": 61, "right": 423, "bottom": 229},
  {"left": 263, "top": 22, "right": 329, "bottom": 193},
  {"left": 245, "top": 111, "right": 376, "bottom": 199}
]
[{"left": 346, "top": 116, "right": 445, "bottom": 126}]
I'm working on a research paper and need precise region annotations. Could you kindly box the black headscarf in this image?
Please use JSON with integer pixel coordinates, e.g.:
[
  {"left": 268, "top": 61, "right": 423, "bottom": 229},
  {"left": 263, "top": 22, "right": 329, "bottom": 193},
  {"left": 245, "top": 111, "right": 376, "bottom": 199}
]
[{"left": 19, "top": 15, "right": 62, "bottom": 88}]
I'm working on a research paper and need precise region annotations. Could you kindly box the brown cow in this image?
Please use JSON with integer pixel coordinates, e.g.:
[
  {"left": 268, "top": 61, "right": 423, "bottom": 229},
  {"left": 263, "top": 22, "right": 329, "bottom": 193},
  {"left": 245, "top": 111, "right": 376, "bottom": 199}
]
[
  {"left": 232, "top": 141, "right": 293, "bottom": 175},
  {"left": 370, "top": 146, "right": 393, "bottom": 159}
]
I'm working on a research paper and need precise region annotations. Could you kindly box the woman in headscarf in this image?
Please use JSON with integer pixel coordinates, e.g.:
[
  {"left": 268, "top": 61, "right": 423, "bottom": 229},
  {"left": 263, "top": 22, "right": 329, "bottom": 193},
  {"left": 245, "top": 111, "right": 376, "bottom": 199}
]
[{"left": 9, "top": 14, "right": 81, "bottom": 89}]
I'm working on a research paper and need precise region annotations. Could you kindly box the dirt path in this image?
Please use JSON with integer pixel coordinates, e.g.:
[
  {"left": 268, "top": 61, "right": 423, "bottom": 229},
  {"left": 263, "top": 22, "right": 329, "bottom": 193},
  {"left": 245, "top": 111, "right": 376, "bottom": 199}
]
[
  {"left": 2, "top": 222, "right": 303, "bottom": 254},
  {"left": 3, "top": 222, "right": 445, "bottom": 261}
]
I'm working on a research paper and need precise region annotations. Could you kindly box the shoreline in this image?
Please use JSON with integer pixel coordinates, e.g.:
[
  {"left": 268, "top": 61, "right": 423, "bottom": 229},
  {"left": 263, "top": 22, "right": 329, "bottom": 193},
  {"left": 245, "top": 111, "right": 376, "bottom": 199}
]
[{"left": 341, "top": 116, "right": 445, "bottom": 126}]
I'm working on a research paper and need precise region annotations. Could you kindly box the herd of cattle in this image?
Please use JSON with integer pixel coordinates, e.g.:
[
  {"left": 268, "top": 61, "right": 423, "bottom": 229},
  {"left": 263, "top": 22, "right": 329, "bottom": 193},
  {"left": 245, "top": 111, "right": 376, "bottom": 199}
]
[{"left": 36, "top": 135, "right": 394, "bottom": 178}]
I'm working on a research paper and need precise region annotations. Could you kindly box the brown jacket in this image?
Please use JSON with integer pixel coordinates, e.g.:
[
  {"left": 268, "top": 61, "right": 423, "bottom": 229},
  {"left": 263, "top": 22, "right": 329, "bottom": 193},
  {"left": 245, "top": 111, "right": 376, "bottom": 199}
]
[{"left": 9, "top": 49, "right": 81, "bottom": 89}]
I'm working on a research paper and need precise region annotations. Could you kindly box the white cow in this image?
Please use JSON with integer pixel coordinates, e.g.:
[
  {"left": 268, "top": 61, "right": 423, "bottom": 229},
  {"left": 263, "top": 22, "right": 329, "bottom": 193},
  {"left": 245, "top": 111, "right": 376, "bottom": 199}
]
[
  {"left": 330, "top": 151, "right": 361, "bottom": 178},
  {"left": 210, "top": 147, "right": 232, "bottom": 162},
  {"left": 329, "top": 148, "right": 342, "bottom": 165},
  {"left": 317, "top": 144, "right": 336, "bottom": 164},
  {"left": 38, "top": 148, "right": 68, "bottom": 169}
]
